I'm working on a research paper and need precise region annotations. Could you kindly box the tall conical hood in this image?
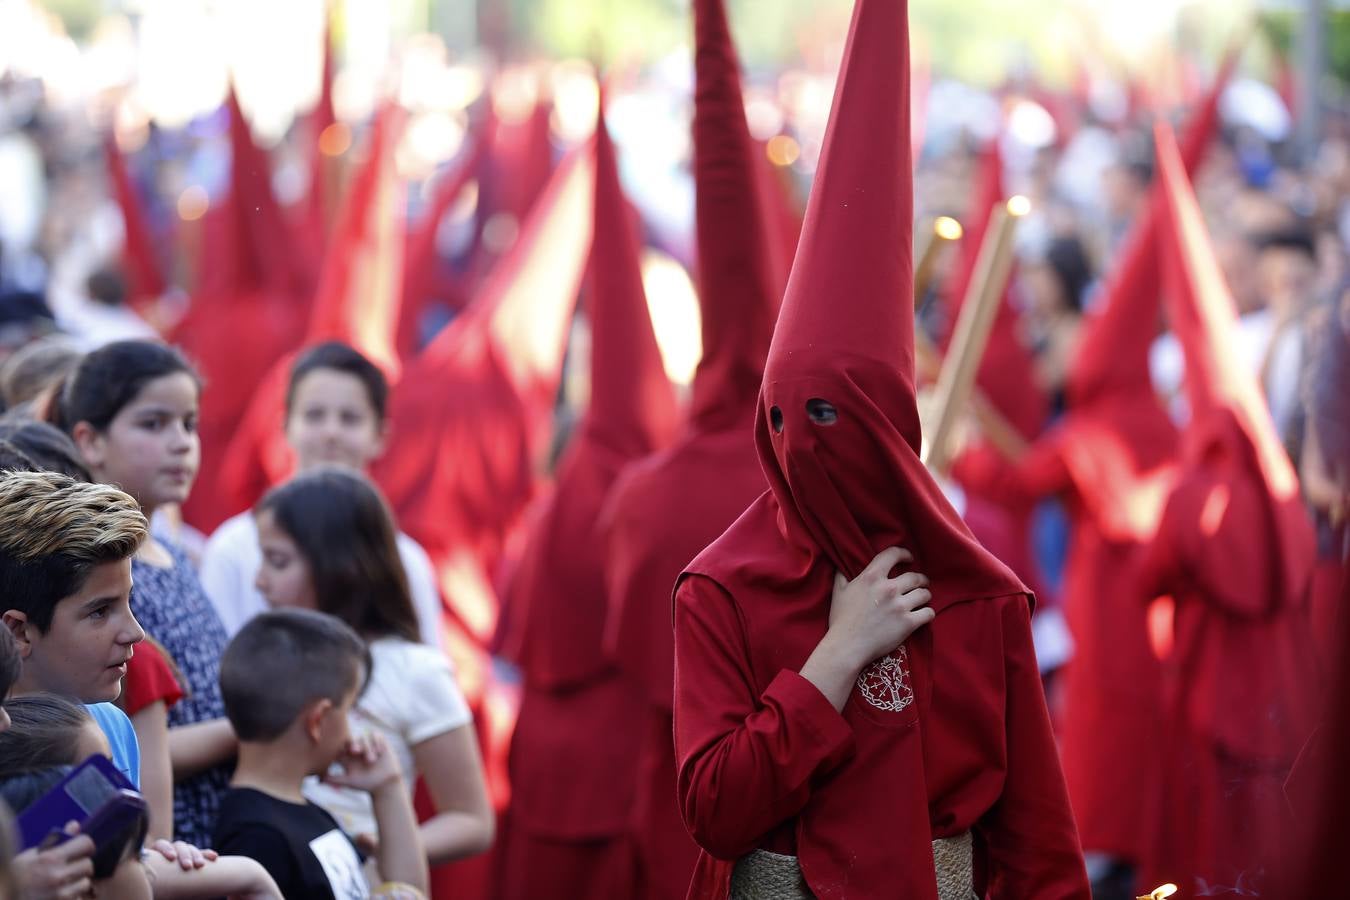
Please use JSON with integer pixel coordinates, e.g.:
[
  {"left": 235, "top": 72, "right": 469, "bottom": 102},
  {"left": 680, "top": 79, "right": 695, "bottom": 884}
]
[
  {"left": 1154, "top": 121, "right": 1313, "bottom": 616},
  {"left": 305, "top": 103, "right": 405, "bottom": 377},
  {"left": 584, "top": 103, "right": 679, "bottom": 456},
  {"left": 1066, "top": 44, "right": 1238, "bottom": 406},
  {"left": 755, "top": 0, "right": 1022, "bottom": 602},
  {"left": 104, "top": 133, "right": 166, "bottom": 312},
  {"left": 197, "top": 87, "right": 311, "bottom": 299},
  {"left": 689, "top": 0, "right": 783, "bottom": 431}
]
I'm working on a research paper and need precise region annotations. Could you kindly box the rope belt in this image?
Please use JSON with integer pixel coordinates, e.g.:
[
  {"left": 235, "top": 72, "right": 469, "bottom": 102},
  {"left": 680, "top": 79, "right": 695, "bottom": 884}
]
[{"left": 729, "top": 831, "right": 976, "bottom": 900}]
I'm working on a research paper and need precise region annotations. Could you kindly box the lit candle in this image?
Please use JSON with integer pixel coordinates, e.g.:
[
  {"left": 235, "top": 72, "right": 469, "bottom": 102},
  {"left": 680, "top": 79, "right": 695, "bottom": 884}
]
[{"left": 913, "top": 216, "right": 963, "bottom": 302}]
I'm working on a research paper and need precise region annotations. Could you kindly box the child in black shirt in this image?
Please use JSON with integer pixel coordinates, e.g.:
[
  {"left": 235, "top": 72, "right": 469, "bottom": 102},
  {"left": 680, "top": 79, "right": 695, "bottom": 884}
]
[{"left": 214, "top": 609, "right": 428, "bottom": 899}]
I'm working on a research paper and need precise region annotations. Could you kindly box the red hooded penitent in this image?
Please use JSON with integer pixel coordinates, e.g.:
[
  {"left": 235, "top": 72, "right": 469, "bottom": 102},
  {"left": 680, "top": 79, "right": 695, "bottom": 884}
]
[
  {"left": 951, "top": 49, "right": 1234, "bottom": 866},
  {"left": 672, "top": 1, "right": 1088, "bottom": 896},
  {"left": 215, "top": 104, "right": 406, "bottom": 519},
  {"left": 600, "top": 0, "right": 788, "bottom": 891},
  {"left": 1138, "top": 122, "right": 1317, "bottom": 895},
  {"left": 493, "top": 100, "right": 677, "bottom": 899}
]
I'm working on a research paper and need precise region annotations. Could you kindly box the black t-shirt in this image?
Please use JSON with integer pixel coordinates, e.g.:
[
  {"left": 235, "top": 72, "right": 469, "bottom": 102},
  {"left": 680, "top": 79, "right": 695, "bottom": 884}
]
[{"left": 214, "top": 787, "right": 369, "bottom": 900}]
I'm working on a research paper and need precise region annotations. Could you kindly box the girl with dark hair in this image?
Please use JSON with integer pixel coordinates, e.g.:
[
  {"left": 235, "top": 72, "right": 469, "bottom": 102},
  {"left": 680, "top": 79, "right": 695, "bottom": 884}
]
[
  {"left": 254, "top": 468, "right": 493, "bottom": 869},
  {"left": 50, "top": 339, "right": 234, "bottom": 848},
  {"left": 200, "top": 341, "right": 443, "bottom": 647}
]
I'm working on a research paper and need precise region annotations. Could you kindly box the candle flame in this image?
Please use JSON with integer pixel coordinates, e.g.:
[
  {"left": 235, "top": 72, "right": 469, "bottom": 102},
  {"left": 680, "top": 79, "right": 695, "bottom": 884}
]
[
  {"left": 933, "top": 216, "right": 963, "bottom": 241},
  {"left": 1137, "top": 884, "right": 1178, "bottom": 900},
  {"left": 1006, "top": 195, "right": 1032, "bottom": 217}
]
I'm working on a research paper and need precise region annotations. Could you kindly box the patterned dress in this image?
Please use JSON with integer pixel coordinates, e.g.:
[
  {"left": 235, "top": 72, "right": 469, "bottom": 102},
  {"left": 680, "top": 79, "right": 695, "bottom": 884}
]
[{"left": 131, "top": 542, "right": 233, "bottom": 848}]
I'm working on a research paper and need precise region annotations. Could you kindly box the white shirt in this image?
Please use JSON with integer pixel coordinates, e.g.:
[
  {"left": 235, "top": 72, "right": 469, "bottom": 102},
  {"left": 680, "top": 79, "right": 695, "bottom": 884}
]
[
  {"left": 199, "top": 511, "right": 444, "bottom": 651},
  {"left": 304, "top": 638, "right": 474, "bottom": 839}
]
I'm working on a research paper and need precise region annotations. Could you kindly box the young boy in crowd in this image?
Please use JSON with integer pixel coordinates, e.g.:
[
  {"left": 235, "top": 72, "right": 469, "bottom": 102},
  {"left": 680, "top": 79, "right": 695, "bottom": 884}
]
[
  {"left": 0, "top": 469, "right": 147, "bottom": 785},
  {"left": 214, "top": 609, "right": 429, "bottom": 899}
]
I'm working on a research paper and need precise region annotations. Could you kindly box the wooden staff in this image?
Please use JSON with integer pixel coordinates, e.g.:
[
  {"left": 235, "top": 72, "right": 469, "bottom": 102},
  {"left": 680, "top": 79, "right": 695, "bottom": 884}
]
[
  {"left": 914, "top": 216, "right": 963, "bottom": 302},
  {"left": 922, "top": 198, "right": 1026, "bottom": 474},
  {"left": 913, "top": 328, "right": 1028, "bottom": 461}
]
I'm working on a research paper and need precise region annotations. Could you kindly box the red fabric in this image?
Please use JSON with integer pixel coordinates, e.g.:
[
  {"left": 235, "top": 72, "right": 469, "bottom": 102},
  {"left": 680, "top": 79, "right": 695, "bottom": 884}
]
[
  {"left": 399, "top": 112, "right": 496, "bottom": 359},
  {"left": 176, "top": 89, "right": 313, "bottom": 531},
  {"left": 1136, "top": 123, "right": 1318, "bottom": 894},
  {"left": 377, "top": 137, "right": 596, "bottom": 618},
  {"left": 215, "top": 106, "right": 407, "bottom": 517},
  {"left": 602, "top": 1, "right": 790, "bottom": 891},
  {"left": 673, "top": 3, "right": 1087, "bottom": 896},
  {"left": 493, "top": 806, "right": 635, "bottom": 900},
  {"left": 120, "top": 642, "right": 184, "bottom": 718},
  {"left": 1066, "top": 45, "right": 1235, "bottom": 408},
  {"left": 496, "top": 175, "right": 679, "bottom": 669},
  {"left": 300, "top": 17, "right": 337, "bottom": 262},
  {"left": 104, "top": 135, "right": 166, "bottom": 314}
]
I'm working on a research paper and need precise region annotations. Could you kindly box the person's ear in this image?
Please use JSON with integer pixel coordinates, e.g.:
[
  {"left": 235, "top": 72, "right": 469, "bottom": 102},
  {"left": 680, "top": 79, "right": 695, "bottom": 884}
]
[
  {"left": 303, "top": 697, "right": 335, "bottom": 744},
  {"left": 2, "top": 611, "right": 34, "bottom": 659},
  {"left": 70, "top": 421, "right": 106, "bottom": 472}
]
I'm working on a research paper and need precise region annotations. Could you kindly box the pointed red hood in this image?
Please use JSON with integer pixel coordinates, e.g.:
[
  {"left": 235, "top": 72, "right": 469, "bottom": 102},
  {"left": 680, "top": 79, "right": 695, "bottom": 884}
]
[
  {"left": 687, "top": 0, "right": 785, "bottom": 433},
  {"left": 498, "top": 105, "right": 677, "bottom": 687},
  {"left": 1153, "top": 121, "right": 1314, "bottom": 616},
  {"left": 213, "top": 105, "right": 406, "bottom": 520},
  {"left": 1067, "top": 45, "right": 1237, "bottom": 407},
  {"left": 299, "top": 14, "right": 338, "bottom": 260},
  {"left": 305, "top": 103, "right": 405, "bottom": 376},
  {"left": 754, "top": 0, "right": 1022, "bottom": 601},
  {"left": 104, "top": 134, "right": 166, "bottom": 313},
  {"left": 398, "top": 108, "right": 497, "bottom": 357},
  {"left": 377, "top": 132, "right": 597, "bottom": 578},
  {"left": 196, "top": 88, "right": 312, "bottom": 300},
  {"left": 582, "top": 107, "right": 679, "bottom": 457}
]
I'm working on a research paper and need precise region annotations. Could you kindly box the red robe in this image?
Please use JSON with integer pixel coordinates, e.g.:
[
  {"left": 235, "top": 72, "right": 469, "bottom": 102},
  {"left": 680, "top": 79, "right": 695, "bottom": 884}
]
[
  {"left": 673, "top": 0, "right": 1086, "bottom": 894},
  {"left": 1136, "top": 124, "right": 1318, "bottom": 895},
  {"left": 675, "top": 496, "right": 1088, "bottom": 900},
  {"left": 494, "top": 106, "right": 677, "bottom": 899}
]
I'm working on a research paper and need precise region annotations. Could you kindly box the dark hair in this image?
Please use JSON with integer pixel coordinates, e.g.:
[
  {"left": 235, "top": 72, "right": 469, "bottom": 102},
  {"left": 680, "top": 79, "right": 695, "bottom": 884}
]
[
  {"left": 220, "top": 608, "right": 372, "bottom": 742},
  {"left": 49, "top": 340, "right": 198, "bottom": 435},
  {"left": 0, "top": 471, "right": 148, "bottom": 633},
  {"left": 0, "top": 420, "right": 92, "bottom": 481},
  {"left": 286, "top": 342, "right": 388, "bottom": 424},
  {"left": 256, "top": 468, "right": 419, "bottom": 642},
  {"left": 0, "top": 627, "right": 21, "bottom": 702},
  {"left": 0, "top": 695, "right": 91, "bottom": 777},
  {"left": 1043, "top": 236, "right": 1094, "bottom": 314},
  {"left": 0, "top": 440, "right": 36, "bottom": 472}
]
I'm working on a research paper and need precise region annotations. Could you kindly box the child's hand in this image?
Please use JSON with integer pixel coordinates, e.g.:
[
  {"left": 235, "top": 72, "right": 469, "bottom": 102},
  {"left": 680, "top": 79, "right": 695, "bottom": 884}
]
[
  {"left": 324, "top": 732, "right": 403, "bottom": 795},
  {"left": 14, "top": 823, "right": 95, "bottom": 900},
  {"left": 826, "top": 546, "right": 935, "bottom": 669},
  {"left": 149, "top": 838, "right": 218, "bottom": 870}
]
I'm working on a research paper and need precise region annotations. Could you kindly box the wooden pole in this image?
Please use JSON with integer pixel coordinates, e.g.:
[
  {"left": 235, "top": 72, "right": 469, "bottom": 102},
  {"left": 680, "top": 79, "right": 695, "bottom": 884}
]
[
  {"left": 914, "top": 216, "right": 963, "bottom": 302},
  {"left": 922, "top": 199, "right": 1024, "bottom": 474},
  {"left": 913, "top": 328, "right": 1028, "bottom": 461}
]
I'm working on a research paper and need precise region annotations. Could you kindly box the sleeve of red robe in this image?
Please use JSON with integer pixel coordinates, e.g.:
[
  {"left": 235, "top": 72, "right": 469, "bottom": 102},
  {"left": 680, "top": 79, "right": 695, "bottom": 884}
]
[
  {"left": 980, "top": 595, "right": 1089, "bottom": 899},
  {"left": 674, "top": 574, "right": 856, "bottom": 861},
  {"left": 953, "top": 437, "right": 1073, "bottom": 511}
]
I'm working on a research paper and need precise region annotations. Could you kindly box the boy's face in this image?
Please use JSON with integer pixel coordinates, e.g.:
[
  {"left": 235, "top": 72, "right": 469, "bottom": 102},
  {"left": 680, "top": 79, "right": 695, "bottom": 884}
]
[
  {"left": 285, "top": 369, "right": 386, "bottom": 473},
  {"left": 3, "top": 558, "right": 144, "bottom": 703}
]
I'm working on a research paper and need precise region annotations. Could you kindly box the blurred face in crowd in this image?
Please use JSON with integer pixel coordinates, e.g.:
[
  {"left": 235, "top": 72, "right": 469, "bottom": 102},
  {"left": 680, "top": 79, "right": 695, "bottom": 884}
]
[
  {"left": 254, "top": 509, "right": 317, "bottom": 612},
  {"left": 284, "top": 369, "right": 386, "bottom": 473},
  {"left": 1259, "top": 245, "right": 1318, "bottom": 320},
  {"left": 74, "top": 373, "right": 201, "bottom": 514}
]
